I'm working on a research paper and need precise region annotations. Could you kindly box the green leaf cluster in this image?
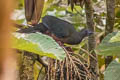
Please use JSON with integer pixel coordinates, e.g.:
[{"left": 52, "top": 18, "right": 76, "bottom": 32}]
[{"left": 95, "top": 32, "right": 120, "bottom": 80}]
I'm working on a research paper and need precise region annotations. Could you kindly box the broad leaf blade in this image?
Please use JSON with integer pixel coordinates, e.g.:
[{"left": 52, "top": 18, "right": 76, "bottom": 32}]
[
  {"left": 104, "top": 60, "right": 120, "bottom": 80},
  {"left": 95, "top": 32, "right": 120, "bottom": 56},
  {"left": 13, "top": 32, "right": 66, "bottom": 60}
]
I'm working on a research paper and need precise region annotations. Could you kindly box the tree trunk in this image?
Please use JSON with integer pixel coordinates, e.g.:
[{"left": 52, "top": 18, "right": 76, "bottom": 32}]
[
  {"left": 105, "top": 0, "right": 115, "bottom": 68},
  {"left": 85, "top": 0, "right": 99, "bottom": 80},
  {"left": 19, "top": 52, "right": 35, "bottom": 80}
]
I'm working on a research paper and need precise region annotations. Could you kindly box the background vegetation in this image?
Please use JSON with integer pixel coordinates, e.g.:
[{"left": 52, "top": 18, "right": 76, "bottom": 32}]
[{"left": 0, "top": 0, "right": 120, "bottom": 80}]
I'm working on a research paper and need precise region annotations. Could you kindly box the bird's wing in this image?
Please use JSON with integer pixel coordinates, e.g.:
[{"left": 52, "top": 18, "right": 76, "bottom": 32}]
[
  {"left": 17, "top": 23, "right": 47, "bottom": 33},
  {"left": 42, "top": 15, "right": 71, "bottom": 38}
]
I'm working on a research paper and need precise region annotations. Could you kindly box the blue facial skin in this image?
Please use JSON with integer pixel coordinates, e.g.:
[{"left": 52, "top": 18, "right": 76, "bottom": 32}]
[{"left": 86, "top": 30, "right": 93, "bottom": 36}]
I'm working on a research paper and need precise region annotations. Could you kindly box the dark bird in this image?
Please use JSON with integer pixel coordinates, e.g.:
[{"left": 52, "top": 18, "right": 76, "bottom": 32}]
[{"left": 18, "top": 15, "right": 93, "bottom": 45}]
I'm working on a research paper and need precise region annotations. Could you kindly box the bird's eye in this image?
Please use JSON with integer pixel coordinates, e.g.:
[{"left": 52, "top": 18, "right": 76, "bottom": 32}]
[{"left": 61, "top": 35, "right": 65, "bottom": 37}]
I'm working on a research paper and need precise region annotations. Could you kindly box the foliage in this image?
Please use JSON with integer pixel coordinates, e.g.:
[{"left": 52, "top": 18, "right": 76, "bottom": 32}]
[
  {"left": 13, "top": 0, "right": 120, "bottom": 80},
  {"left": 96, "top": 31, "right": 120, "bottom": 80},
  {"left": 104, "top": 60, "right": 120, "bottom": 80},
  {"left": 95, "top": 31, "right": 120, "bottom": 56},
  {"left": 13, "top": 32, "right": 66, "bottom": 60}
]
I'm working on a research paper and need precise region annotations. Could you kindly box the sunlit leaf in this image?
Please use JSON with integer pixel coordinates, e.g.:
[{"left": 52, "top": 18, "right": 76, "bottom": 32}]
[{"left": 13, "top": 32, "right": 66, "bottom": 60}]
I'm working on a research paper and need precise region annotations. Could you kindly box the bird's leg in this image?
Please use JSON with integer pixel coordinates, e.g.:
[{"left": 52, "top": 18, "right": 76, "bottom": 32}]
[
  {"left": 64, "top": 46, "right": 73, "bottom": 54},
  {"left": 44, "top": 31, "right": 74, "bottom": 53},
  {"left": 44, "top": 31, "right": 64, "bottom": 46},
  {"left": 50, "top": 33, "right": 65, "bottom": 46}
]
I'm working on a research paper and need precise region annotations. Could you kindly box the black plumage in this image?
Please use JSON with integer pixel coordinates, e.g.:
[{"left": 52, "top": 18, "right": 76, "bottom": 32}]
[{"left": 17, "top": 15, "right": 93, "bottom": 45}]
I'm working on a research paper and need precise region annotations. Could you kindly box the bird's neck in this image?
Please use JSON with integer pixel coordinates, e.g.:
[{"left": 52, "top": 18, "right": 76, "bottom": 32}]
[{"left": 78, "top": 31, "right": 87, "bottom": 39}]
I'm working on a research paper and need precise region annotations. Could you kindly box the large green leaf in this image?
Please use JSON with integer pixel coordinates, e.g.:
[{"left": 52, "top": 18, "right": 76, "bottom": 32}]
[
  {"left": 13, "top": 32, "right": 66, "bottom": 60},
  {"left": 95, "top": 31, "right": 120, "bottom": 56},
  {"left": 104, "top": 60, "right": 120, "bottom": 80}
]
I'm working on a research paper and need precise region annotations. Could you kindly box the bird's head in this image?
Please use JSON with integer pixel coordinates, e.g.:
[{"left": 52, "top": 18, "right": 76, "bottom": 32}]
[{"left": 78, "top": 28, "right": 93, "bottom": 37}]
